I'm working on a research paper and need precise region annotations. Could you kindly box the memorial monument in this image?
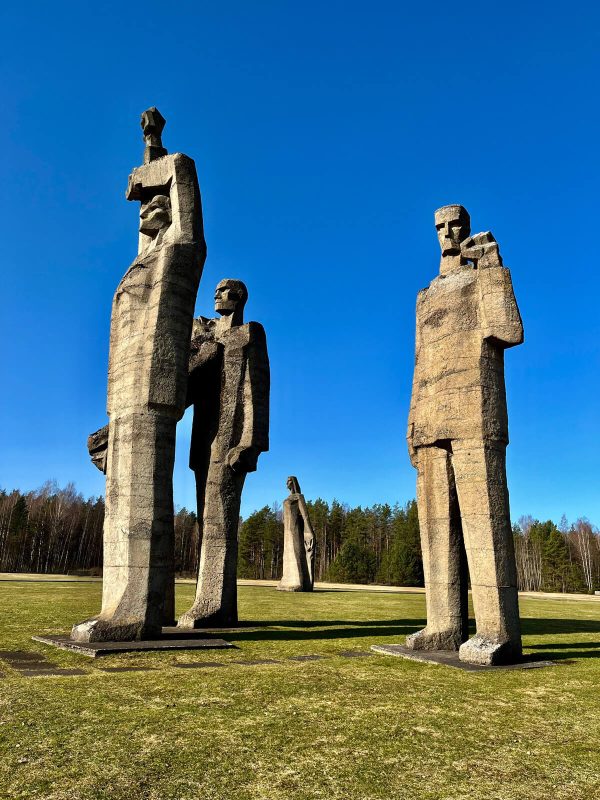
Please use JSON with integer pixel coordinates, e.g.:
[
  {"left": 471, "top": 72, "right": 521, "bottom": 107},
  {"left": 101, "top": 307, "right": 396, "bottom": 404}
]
[
  {"left": 406, "top": 204, "right": 523, "bottom": 665},
  {"left": 278, "top": 476, "right": 315, "bottom": 592},
  {"left": 178, "top": 279, "right": 270, "bottom": 628},
  {"left": 72, "top": 108, "right": 206, "bottom": 642}
]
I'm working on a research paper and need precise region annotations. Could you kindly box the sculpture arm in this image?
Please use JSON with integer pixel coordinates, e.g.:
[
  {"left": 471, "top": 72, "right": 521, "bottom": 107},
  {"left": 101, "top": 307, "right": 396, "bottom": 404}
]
[
  {"left": 407, "top": 296, "right": 422, "bottom": 467},
  {"left": 462, "top": 232, "right": 524, "bottom": 348},
  {"left": 298, "top": 495, "right": 316, "bottom": 548},
  {"left": 126, "top": 153, "right": 205, "bottom": 249},
  {"left": 87, "top": 424, "right": 109, "bottom": 474},
  {"left": 186, "top": 338, "right": 220, "bottom": 408},
  {"left": 227, "top": 322, "right": 270, "bottom": 474}
]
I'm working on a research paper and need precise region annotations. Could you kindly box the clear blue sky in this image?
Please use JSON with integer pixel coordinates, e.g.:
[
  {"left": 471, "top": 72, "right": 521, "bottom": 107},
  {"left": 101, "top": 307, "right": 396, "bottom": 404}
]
[{"left": 1, "top": 1, "right": 599, "bottom": 525}]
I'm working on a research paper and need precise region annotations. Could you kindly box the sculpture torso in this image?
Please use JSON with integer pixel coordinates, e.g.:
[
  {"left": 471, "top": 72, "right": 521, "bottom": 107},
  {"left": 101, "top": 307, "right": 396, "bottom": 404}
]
[
  {"left": 410, "top": 266, "right": 511, "bottom": 447},
  {"left": 107, "top": 151, "right": 204, "bottom": 421},
  {"left": 108, "top": 242, "right": 200, "bottom": 418},
  {"left": 188, "top": 317, "right": 268, "bottom": 471}
]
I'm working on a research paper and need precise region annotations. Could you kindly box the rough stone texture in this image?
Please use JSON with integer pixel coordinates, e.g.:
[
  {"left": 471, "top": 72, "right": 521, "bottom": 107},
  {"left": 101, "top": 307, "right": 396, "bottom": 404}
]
[
  {"left": 71, "top": 109, "right": 206, "bottom": 643},
  {"left": 277, "top": 476, "right": 316, "bottom": 592},
  {"left": 87, "top": 426, "right": 109, "bottom": 473},
  {"left": 178, "top": 279, "right": 270, "bottom": 629},
  {"left": 406, "top": 204, "right": 523, "bottom": 666}
]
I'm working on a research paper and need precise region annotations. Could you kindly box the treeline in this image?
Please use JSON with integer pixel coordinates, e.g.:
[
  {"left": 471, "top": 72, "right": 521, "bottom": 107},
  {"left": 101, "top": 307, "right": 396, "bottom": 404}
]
[
  {"left": 0, "top": 483, "right": 198, "bottom": 577},
  {"left": 0, "top": 483, "right": 105, "bottom": 574},
  {"left": 238, "top": 500, "right": 423, "bottom": 586},
  {"left": 1, "top": 483, "right": 599, "bottom": 594},
  {"left": 513, "top": 515, "right": 600, "bottom": 593}
]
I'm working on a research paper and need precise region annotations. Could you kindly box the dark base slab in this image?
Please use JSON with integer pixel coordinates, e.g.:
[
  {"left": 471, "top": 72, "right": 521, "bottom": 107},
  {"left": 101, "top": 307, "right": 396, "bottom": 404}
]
[
  {"left": 371, "top": 644, "right": 555, "bottom": 672},
  {"left": 33, "top": 630, "right": 236, "bottom": 658}
]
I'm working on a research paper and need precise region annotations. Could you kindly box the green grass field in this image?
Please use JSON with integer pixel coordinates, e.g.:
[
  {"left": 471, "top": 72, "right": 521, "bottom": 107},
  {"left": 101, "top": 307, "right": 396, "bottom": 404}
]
[{"left": 0, "top": 581, "right": 599, "bottom": 800}]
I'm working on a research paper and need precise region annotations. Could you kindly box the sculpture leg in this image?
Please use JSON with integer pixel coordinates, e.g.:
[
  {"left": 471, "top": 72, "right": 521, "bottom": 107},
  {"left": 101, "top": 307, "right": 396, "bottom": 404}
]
[
  {"left": 452, "top": 440, "right": 522, "bottom": 665},
  {"left": 406, "top": 445, "right": 468, "bottom": 651},
  {"left": 71, "top": 412, "right": 176, "bottom": 642},
  {"left": 178, "top": 463, "right": 244, "bottom": 628}
]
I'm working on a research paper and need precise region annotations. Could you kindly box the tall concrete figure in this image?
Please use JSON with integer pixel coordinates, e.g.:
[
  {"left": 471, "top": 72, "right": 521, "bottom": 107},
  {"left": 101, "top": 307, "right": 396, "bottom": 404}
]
[
  {"left": 406, "top": 204, "right": 523, "bottom": 665},
  {"left": 178, "top": 279, "right": 269, "bottom": 628},
  {"left": 278, "top": 476, "right": 316, "bottom": 592},
  {"left": 72, "top": 109, "right": 206, "bottom": 642}
]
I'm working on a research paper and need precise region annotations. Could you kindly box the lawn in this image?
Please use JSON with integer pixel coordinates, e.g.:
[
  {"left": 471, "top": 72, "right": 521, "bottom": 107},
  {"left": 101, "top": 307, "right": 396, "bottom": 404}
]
[{"left": 0, "top": 581, "right": 599, "bottom": 800}]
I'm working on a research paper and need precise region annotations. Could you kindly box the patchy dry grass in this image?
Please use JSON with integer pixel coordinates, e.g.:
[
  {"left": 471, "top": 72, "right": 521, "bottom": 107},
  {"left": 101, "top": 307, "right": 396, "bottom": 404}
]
[{"left": 0, "top": 581, "right": 599, "bottom": 799}]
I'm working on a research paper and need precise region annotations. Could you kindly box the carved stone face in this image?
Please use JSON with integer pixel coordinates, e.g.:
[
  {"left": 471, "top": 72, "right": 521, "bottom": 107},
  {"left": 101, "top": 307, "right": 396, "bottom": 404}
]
[
  {"left": 286, "top": 476, "right": 300, "bottom": 493},
  {"left": 139, "top": 194, "right": 171, "bottom": 236},
  {"left": 214, "top": 280, "right": 248, "bottom": 316},
  {"left": 434, "top": 205, "right": 470, "bottom": 257}
]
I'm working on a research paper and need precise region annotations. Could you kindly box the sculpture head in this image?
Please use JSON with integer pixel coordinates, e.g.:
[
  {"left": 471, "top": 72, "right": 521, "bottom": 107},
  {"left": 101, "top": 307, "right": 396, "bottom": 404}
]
[
  {"left": 215, "top": 279, "right": 248, "bottom": 317},
  {"left": 286, "top": 476, "right": 301, "bottom": 494},
  {"left": 434, "top": 205, "right": 470, "bottom": 258},
  {"left": 140, "top": 107, "right": 167, "bottom": 163},
  {"left": 139, "top": 194, "right": 172, "bottom": 237}
]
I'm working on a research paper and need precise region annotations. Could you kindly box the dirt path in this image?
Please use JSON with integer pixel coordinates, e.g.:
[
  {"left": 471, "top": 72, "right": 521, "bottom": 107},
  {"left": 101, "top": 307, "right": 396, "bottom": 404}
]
[{"left": 1, "top": 573, "right": 598, "bottom": 602}]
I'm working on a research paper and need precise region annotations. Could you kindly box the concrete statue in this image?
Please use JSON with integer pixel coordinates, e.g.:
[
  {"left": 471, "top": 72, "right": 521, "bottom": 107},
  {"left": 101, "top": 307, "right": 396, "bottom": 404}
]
[
  {"left": 277, "top": 476, "right": 316, "bottom": 592},
  {"left": 178, "top": 279, "right": 270, "bottom": 628},
  {"left": 72, "top": 108, "right": 206, "bottom": 642},
  {"left": 406, "top": 204, "right": 523, "bottom": 665}
]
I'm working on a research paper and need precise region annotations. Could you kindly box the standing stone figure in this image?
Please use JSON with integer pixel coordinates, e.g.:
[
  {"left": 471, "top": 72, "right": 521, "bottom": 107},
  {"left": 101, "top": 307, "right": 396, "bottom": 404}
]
[
  {"left": 72, "top": 109, "right": 206, "bottom": 642},
  {"left": 406, "top": 204, "right": 523, "bottom": 665},
  {"left": 178, "top": 279, "right": 269, "bottom": 628},
  {"left": 278, "top": 477, "right": 316, "bottom": 592}
]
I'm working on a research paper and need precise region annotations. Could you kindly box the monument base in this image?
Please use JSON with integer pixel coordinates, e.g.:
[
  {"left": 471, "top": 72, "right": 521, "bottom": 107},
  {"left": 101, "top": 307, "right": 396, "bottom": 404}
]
[
  {"left": 33, "top": 627, "right": 236, "bottom": 658},
  {"left": 370, "top": 644, "right": 554, "bottom": 672}
]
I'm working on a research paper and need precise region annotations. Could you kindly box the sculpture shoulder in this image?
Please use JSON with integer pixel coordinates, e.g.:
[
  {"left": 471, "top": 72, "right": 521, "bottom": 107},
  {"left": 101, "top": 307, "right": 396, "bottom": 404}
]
[
  {"left": 170, "top": 152, "right": 196, "bottom": 169},
  {"left": 218, "top": 321, "right": 265, "bottom": 346},
  {"left": 477, "top": 264, "right": 515, "bottom": 285},
  {"left": 418, "top": 269, "right": 476, "bottom": 301},
  {"left": 246, "top": 321, "right": 267, "bottom": 345}
]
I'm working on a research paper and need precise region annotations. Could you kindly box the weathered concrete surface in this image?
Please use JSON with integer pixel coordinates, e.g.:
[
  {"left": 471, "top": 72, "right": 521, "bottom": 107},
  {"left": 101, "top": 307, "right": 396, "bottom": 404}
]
[
  {"left": 178, "top": 279, "right": 270, "bottom": 628},
  {"left": 406, "top": 204, "right": 523, "bottom": 666},
  {"left": 278, "top": 476, "right": 315, "bottom": 592},
  {"left": 71, "top": 109, "right": 206, "bottom": 643}
]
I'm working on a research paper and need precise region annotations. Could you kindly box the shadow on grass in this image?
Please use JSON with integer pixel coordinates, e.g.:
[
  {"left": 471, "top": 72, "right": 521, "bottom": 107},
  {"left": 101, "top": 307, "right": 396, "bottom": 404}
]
[
  {"left": 524, "top": 637, "right": 600, "bottom": 662},
  {"left": 241, "top": 619, "right": 426, "bottom": 629},
  {"left": 311, "top": 589, "right": 424, "bottom": 594},
  {"left": 223, "top": 617, "right": 600, "bottom": 660},
  {"left": 527, "top": 649, "right": 600, "bottom": 662},
  {"left": 521, "top": 618, "right": 600, "bottom": 636},
  {"left": 528, "top": 640, "right": 600, "bottom": 650},
  {"left": 223, "top": 620, "right": 427, "bottom": 643}
]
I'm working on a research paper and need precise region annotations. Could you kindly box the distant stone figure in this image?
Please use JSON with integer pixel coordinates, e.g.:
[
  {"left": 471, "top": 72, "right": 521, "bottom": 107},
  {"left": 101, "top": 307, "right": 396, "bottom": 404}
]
[
  {"left": 72, "top": 108, "right": 206, "bottom": 642},
  {"left": 178, "top": 279, "right": 270, "bottom": 628},
  {"left": 278, "top": 476, "right": 316, "bottom": 592},
  {"left": 406, "top": 204, "right": 523, "bottom": 665}
]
